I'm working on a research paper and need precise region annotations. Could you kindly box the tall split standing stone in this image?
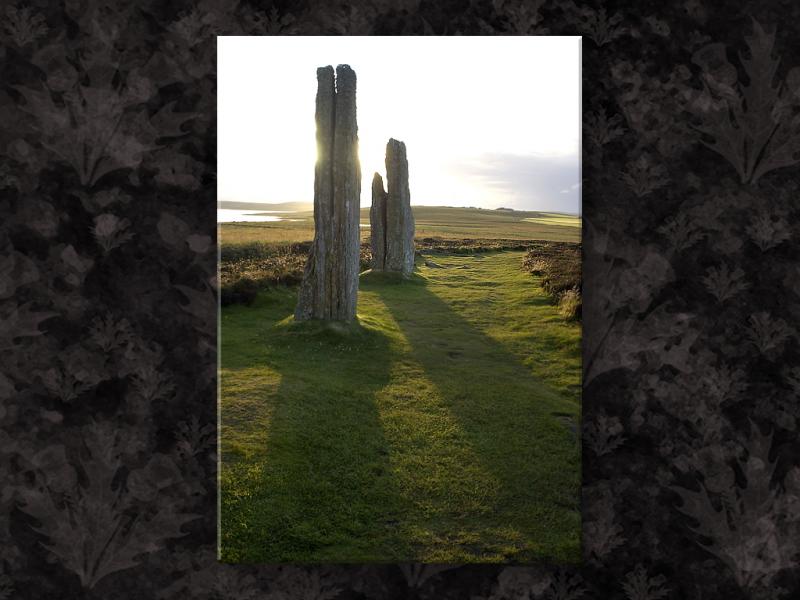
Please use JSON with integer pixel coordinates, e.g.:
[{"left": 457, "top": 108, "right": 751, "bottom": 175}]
[
  {"left": 295, "top": 65, "right": 361, "bottom": 322},
  {"left": 370, "top": 139, "right": 415, "bottom": 275}
]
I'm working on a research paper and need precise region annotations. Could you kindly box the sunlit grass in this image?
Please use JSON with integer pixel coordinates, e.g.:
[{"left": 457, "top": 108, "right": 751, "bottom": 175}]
[
  {"left": 219, "top": 251, "right": 580, "bottom": 563},
  {"left": 522, "top": 213, "right": 581, "bottom": 228}
]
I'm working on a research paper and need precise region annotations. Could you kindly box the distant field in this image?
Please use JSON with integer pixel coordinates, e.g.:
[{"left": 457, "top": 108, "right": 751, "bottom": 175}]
[
  {"left": 522, "top": 213, "right": 581, "bottom": 228},
  {"left": 219, "top": 206, "right": 581, "bottom": 247}
]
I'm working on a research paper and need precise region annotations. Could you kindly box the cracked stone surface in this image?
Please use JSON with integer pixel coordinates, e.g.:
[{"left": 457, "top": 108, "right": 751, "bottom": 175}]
[
  {"left": 295, "top": 64, "right": 361, "bottom": 322},
  {"left": 370, "top": 171, "right": 388, "bottom": 271},
  {"left": 370, "top": 138, "right": 415, "bottom": 275}
]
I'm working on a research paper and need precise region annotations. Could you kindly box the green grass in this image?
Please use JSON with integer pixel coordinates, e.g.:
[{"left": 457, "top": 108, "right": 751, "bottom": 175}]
[
  {"left": 220, "top": 251, "right": 581, "bottom": 563},
  {"left": 220, "top": 206, "right": 581, "bottom": 247},
  {"left": 522, "top": 213, "right": 581, "bottom": 228}
]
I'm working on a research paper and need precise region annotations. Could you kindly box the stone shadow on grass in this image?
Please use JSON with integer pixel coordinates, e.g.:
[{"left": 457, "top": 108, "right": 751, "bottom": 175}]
[
  {"left": 219, "top": 297, "right": 408, "bottom": 563},
  {"left": 371, "top": 273, "right": 581, "bottom": 563}
]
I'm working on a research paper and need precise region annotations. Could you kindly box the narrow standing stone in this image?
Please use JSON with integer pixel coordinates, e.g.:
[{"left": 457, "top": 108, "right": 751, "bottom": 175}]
[
  {"left": 370, "top": 172, "right": 388, "bottom": 270},
  {"left": 384, "top": 139, "right": 415, "bottom": 275},
  {"left": 295, "top": 65, "right": 361, "bottom": 322}
]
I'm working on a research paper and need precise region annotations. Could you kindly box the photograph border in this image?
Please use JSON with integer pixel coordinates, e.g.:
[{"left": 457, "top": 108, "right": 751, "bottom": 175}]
[{"left": 1, "top": 1, "right": 798, "bottom": 598}]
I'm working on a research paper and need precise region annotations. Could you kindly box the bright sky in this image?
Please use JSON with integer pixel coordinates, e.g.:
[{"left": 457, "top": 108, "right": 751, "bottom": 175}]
[{"left": 218, "top": 36, "right": 581, "bottom": 213}]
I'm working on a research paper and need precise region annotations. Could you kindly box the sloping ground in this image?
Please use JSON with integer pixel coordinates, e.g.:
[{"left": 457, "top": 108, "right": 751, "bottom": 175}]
[{"left": 219, "top": 251, "right": 580, "bottom": 563}]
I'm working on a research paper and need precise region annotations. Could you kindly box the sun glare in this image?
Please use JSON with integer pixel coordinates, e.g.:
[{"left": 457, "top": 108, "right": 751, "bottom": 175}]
[{"left": 218, "top": 36, "right": 580, "bottom": 212}]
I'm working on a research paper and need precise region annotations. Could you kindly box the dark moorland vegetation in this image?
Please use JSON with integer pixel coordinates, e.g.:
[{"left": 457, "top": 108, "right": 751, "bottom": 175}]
[{"left": 522, "top": 243, "right": 582, "bottom": 320}]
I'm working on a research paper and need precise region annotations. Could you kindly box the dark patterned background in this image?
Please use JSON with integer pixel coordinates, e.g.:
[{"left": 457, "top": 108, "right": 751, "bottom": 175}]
[{"left": 1, "top": 0, "right": 799, "bottom": 598}]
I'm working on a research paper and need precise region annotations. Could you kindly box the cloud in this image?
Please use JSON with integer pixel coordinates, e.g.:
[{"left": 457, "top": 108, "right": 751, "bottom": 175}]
[
  {"left": 448, "top": 152, "right": 581, "bottom": 213},
  {"left": 559, "top": 183, "right": 581, "bottom": 194}
]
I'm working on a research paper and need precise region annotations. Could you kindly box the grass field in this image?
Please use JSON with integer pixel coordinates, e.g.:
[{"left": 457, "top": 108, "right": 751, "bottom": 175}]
[
  {"left": 219, "top": 251, "right": 581, "bottom": 563},
  {"left": 220, "top": 206, "right": 580, "bottom": 247},
  {"left": 522, "top": 213, "right": 581, "bottom": 228}
]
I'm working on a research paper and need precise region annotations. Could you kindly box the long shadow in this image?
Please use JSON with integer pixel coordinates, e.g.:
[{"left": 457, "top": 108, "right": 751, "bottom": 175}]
[
  {"left": 371, "top": 270, "right": 581, "bottom": 562},
  {"left": 219, "top": 293, "right": 408, "bottom": 563}
]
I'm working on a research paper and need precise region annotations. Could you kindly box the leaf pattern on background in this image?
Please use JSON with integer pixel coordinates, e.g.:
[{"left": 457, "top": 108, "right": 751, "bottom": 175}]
[
  {"left": 621, "top": 564, "right": 669, "bottom": 600},
  {"left": 673, "top": 423, "right": 799, "bottom": 593},
  {"left": 0, "top": 302, "right": 57, "bottom": 350},
  {"left": 584, "top": 413, "right": 626, "bottom": 456},
  {"left": 688, "top": 19, "right": 800, "bottom": 184},
  {"left": 484, "top": 566, "right": 553, "bottom": 600},
  {"left": 583, "top": 482, "right": 625, "bottom": 564},
  {"left": 17, "top": 423, "right": 198, "bottom": 589},
  {"left": 13, "top": 81, "right": 196, "bottom": 187},
  {"left": 0, "top": 1, "right": 799, "bottom": 599},
  {"left": 544, "top": 568, "right": 587, "bottom": 600},
  {"left": 2, "top": 4, "right": 48, "bottom": 48},
  {"left": 701, "top": 263, "right": 749, "bottom": 303},
  {"left": 493, "top": 0, "right": 549, "bottom": 35},
  {"left": 562, "top": 2, "right": 627, "bottom": 47},
  {"left": 745, "top": 213, "right": 792, "bottom": 251}
]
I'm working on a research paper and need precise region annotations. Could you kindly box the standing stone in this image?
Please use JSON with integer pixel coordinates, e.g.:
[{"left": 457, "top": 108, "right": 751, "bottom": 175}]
[
  {"left": 371, "top": 138, "right": 414, "bottom": 275},
  {"left": 370, "top": 173, "right": 388, "bottom": 270},
  {"left": 295, "top": 65, "right": 361, "bottom": 322}
]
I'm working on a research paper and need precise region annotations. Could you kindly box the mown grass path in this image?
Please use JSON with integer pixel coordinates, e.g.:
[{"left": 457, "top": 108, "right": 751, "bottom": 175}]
[{"left": 220, "top": 251, "right": 580, "bottom": 563}]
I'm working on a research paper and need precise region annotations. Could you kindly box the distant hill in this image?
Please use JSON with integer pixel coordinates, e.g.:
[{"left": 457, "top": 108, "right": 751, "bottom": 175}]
[{"left": 218, "top": 201, "right": 313, "bottom": 212}]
